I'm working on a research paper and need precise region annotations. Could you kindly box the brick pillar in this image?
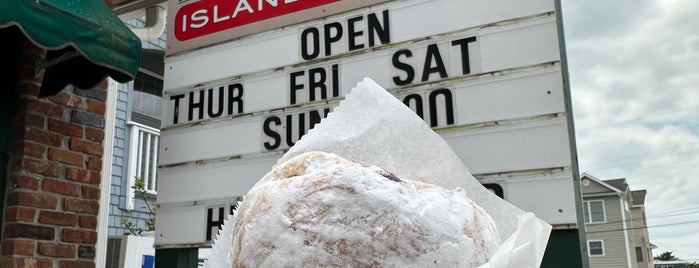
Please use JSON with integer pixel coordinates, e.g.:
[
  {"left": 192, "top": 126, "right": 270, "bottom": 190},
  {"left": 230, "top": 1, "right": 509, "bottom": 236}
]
[{"left": 1, "top": 36, "right": 107, "bottom": 268}]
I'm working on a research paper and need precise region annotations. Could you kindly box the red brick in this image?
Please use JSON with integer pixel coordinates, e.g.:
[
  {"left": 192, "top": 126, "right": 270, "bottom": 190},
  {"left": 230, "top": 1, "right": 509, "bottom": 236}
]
[
  {"left": 70, "top": 138, "right": 103, "bottom": 156},
  {"left": 10, "top": 175, "right": 40, "bottom": 190},
  {"left": 49, "top": 119, "right": 84, "bottom": 138},
  {"left": 87, "top": 99, "right": 105, "bottom": 114},
  {"left": 84, "top": 127, "right": 104, "bottom": 142},
  {"left": 65, "top": 168, "right": 100, "bottom": 185},
  {"left": 23, "top": 128, "right": 61, "bottom": 147},
  {"left": 1, "top": 240, "right": 36, "bottom": 256},
  {"left": 61, "top": 229, "right": 97, "bottom": 244},
  {"left": 38, "top": 243, "right": 75, "bottom": 258},
  {"left": 82, "top": 186, "right": 100, "bottom": 200},
  {"left": 13, "top": 158, "right": 60, "bottom": 177},
  {"left": 7, "top": 192, "right": 58, "bottom": 209},
  {"left": 20, "top": 113, "right": 45, "bottom": 128},
  {"left": 64, "top": 199, "right": 99, "bottom": 214},
  {"left": 12, "top": 142, "right": 45, "bottom": 158},
  {"left": 48, "top": 148, "right": 84, "bottom": 167},
  {"left": 5, "top": 207, "right": 36, "bottom": 222},
  {"left": 25, "top": 99, "right": 64, "bottom": 118},
  {"left": 1, "top": 256, "right": 53, "bottom": 268},
  {"left": 42, "top": 179, "right": 81, "bottom": 197},
  {"left": 86, "top": 156, "right": 101, "bottom": 171},
  {"left": 88, "top": 171, "right": 100, "bottom": 184},
  {"left": 65, "top": 167, "right": 88, "bottom": 182},
  {"left": 38, "top": 211, "right": 78, "bottom": 227},
  {"left": 17, "top": 83, "right": 41, "bottom": 96},
  {"left": 49, "top": 91, "right": 82, "bottom": 108},
  {"left": 4, "top": 223, "right": 55, "bottom": 240},
  {"left": 60, "top": 260, "right": 94, "bottom": 268},
  {"left": 79, "top": 216, "right": 98, "bottom": 229}
]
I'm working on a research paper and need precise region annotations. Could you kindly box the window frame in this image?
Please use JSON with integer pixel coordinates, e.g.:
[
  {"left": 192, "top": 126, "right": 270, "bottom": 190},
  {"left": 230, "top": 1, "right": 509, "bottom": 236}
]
[
  {"left": 583, "top": 200, "right": 606, "bottom": 224},
  {"left": 125, "top": 121, "right": 160, "bottom": 210},
  {"left": 588, "top": 240, "right": 604, "bottom": 257}
]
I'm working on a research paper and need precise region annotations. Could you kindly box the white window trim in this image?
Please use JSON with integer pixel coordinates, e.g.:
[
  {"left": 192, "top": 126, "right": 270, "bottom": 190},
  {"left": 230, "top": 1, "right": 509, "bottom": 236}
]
[
  {"left": 584, "top": 200, "right": 606, "bottom": 224},
  {"left": 588, "top": 240, "right": 605, "bottom": 257},
  {"left": 126, "top": 121, "right": 160, "bottom": 210}
]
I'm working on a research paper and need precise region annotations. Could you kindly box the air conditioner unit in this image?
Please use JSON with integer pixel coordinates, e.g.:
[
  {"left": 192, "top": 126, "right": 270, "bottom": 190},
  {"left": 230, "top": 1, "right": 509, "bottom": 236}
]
[{"left": 106, "top": 235, "right": 155, "bottom": 268}]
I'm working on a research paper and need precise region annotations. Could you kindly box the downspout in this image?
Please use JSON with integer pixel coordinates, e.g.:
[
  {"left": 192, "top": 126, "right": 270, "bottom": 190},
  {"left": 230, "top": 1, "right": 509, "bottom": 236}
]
[{"left": 128, "top": 6, "right": 166, "bottom": 43}]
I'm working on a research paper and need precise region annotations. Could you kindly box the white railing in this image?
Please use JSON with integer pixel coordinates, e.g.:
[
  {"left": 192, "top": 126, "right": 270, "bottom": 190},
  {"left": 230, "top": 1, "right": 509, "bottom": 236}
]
[{"left": 126, "top": 122, "right": 159, "bottom": 210}]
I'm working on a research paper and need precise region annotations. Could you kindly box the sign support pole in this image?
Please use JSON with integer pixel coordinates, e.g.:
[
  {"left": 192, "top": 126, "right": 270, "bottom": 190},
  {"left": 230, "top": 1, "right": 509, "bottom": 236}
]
[
  {"left": 542, "top": 1, "right": 590, "bottom": 267},
  {"left": 155, "top": 248, "right": 198, "bottom": 268}
]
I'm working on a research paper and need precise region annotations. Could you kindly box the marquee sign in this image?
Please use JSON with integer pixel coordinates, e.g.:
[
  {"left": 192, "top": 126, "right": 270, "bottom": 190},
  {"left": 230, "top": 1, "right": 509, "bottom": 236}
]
[{"left": 157, "top": 0, "right": 578, "bottom": 248}]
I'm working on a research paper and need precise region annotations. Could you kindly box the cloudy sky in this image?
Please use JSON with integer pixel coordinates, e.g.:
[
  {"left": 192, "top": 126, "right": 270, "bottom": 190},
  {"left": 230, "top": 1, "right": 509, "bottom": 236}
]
[{"left": 561, "top": 0, "right": 699, "bottom": 261}]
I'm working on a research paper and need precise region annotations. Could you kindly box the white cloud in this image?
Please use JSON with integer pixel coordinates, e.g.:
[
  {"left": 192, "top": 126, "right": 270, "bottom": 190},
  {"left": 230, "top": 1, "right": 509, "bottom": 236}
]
[{"left": 562, "top": 0, "right": 699, "bottom": 260}]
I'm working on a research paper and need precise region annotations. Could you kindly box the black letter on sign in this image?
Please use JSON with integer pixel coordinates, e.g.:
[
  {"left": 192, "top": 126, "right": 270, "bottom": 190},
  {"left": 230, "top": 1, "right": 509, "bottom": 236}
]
[
  {"left": 207, "top": 87, "right": 224, "bottom": 118},
  {"left": 368, "top": 10, "right": 390, "bottom": 47},
  {"left": 263, "top": 116, "right": 281, "bottom": 150},
  {"left": 206, "top": 207, "right": 225, "bottom": 241},
  {"left": 347, "top": 16, "right": 364, "bottom": 51},
  {"left": 286, "top": 113, "right": 305, "bottom": 147},
  {"left": 301, "top": 27, "right": 320, "bottom": 60},
  {"left": 332, "top": 64, "right": 339, "bottom": 98},
  {"left": 428, "top": 88, "right": 454, "bottom": 127},
  {"left": 289, "top": 70, "right": 304, "bottom": 105},
  {"left": 392, "top": 49, "right": 414, "bottom": 86},
  {"left": 228, "top": 83, "right": 244, "bottom": 115},
  {"left": 189, "top": 90, "right": 205, "bottom": 122},
  {"left": 451, "top": 36, "right": 477, "bottom": 75},
  {"left": 403, "top": 94, "right": 424, "bottom": 120},
  {"left": 324, "top": 22, "right": 343, "bottom": 57},
  {"left": 422, "top": 44, "right": 448, "bottom": 82},
  {"left": 170, "top": 94, "right": 185, "bottom": 124},
  {"left": 308, "top": 67, "right": 327, "bottom": 102},
  {"left": 482, "top": 183, "right": 504, "bottom": 199}
]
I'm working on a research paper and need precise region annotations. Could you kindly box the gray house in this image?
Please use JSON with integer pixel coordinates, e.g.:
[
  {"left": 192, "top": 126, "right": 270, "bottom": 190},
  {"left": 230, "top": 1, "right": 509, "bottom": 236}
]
[{"left": 580, "top": 173, "right": 654, "bottom": 268}]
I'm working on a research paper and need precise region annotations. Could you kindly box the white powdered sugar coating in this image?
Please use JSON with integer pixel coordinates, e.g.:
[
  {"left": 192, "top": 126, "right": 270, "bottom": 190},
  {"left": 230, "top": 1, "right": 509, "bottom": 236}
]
[{"left": 231, "top": 152, "right": 500, "bottom": 267}]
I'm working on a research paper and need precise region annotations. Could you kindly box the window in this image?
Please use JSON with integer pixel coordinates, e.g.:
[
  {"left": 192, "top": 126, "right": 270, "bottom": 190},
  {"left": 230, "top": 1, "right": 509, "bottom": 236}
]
[
  {"left": 132, "top": 72, "right": 163, "bottom": 118},
  {"left": 635, "top": 247, "right": 643, "bottom": 262},
  {"left": 588, "top": 240, "right": 604, "bottom": 256},
  {"left": 126, "top": 122, "right": 159, "bottom": 210},
  {"left": 583, "top": 200, "right": 606, "bottom": 224}
]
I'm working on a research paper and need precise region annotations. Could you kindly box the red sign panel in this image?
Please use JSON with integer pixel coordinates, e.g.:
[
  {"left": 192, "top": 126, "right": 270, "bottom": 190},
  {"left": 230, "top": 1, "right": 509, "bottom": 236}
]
[{"left": 175, "top": 0, "right": 339, "bottom": 41}]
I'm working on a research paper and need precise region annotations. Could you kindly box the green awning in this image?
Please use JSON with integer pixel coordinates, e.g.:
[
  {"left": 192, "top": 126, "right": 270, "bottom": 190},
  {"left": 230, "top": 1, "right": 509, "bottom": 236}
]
[{"left": 0, "top": 0, "right": 141, "bottom": 96}]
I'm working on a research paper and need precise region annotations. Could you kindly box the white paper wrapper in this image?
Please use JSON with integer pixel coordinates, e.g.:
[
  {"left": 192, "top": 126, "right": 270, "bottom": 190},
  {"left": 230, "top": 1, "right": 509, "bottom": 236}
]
[{"left": 206, "top": 78, "right": 551, "bottom": 267}]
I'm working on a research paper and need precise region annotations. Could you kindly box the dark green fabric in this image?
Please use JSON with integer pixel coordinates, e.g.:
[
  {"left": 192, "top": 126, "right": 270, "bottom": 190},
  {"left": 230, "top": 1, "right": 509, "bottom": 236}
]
[{"left": 0, "top": 0, "right": 141, "bottom": 94}]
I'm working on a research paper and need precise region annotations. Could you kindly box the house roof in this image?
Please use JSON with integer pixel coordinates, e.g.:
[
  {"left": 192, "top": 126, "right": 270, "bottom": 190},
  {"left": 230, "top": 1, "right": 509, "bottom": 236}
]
[
  {"left": 631, "top": 190, "right": 647, "bottom": 206},
  {"left": 580, "top": 173, "right": 625, "bottom": 194},
  {"left": 603, "top": 178, "right": 628, "bottom": 192}
]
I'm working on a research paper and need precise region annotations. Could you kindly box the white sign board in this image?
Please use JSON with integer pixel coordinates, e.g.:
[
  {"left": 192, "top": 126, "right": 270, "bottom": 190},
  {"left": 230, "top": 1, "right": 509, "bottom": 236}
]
[{"left": 157, "top": 0, "right": 577, "bottom": 247}]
